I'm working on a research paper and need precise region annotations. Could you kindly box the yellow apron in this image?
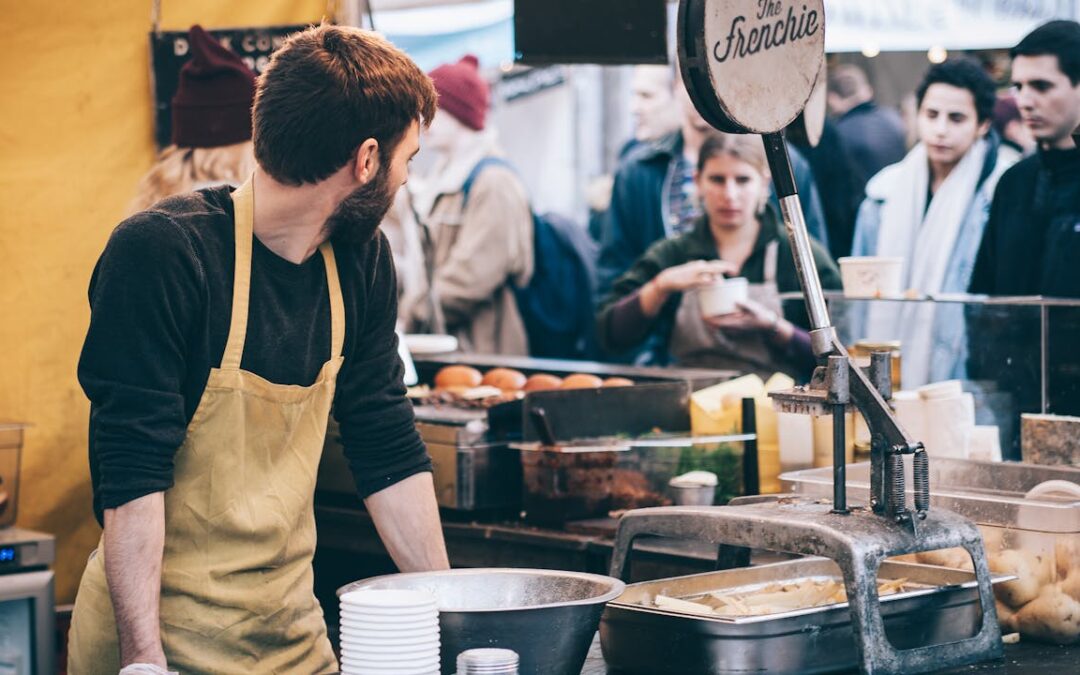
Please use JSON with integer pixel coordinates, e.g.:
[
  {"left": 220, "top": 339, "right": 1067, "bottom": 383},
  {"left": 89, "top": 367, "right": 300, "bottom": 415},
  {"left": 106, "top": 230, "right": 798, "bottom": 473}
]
[{"left": 69, "top": 179, "right": 341, "bottom": 674}]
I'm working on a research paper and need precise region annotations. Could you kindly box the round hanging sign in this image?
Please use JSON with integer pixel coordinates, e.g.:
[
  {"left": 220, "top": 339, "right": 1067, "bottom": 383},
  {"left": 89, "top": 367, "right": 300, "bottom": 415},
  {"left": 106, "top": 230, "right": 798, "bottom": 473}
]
[{"left": 678, "top": 0, "right": 826, "bottom": 134}]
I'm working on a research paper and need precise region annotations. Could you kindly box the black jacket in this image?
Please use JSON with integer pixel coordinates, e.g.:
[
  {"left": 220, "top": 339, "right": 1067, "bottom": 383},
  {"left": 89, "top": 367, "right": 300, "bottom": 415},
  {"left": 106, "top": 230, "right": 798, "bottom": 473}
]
[{"left": 970, "top": 146, "right": 1080, "bottom": 298}]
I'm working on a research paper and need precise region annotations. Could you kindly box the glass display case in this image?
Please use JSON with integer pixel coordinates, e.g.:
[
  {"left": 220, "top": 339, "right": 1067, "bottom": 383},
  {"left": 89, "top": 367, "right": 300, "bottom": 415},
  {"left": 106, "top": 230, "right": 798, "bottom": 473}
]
[{"left": 779, "top": 292, "right": 1080, "bottom": 460}]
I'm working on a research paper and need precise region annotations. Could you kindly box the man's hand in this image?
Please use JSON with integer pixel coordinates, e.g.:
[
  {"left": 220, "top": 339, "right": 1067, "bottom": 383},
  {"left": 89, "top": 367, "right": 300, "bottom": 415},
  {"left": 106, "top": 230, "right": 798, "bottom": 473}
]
[
  {"left": 365, "top": 472, "right": 449, "bottom": 571},
  {"left": 103, "top": 492, "right": 167, "bottom": 669}
]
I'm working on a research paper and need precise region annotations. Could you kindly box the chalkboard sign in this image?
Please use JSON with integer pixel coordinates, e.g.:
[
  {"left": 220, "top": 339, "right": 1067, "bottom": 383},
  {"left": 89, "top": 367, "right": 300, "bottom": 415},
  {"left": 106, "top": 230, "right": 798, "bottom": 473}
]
[
  {"left": 513, "top": 0, "right": 667, "bottom": 65},
  {"left": 150, "top": 25, "right": 308, "bottom": 149}
]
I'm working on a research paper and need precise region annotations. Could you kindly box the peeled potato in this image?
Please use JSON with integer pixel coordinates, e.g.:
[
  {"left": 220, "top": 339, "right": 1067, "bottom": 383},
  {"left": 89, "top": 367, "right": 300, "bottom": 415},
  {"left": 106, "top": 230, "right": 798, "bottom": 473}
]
[
  {"left": 916, "top": 547, "right": 973, "bottom": 571},
  {"left": 560, "top": 373, "right": 604, "bottom": 389},
  {"left": 991, "top": 549, "right": 1052, "bottom": 609},
  {"left": 481, "top": 367, "right": 527, "bottom": 392},
  {"left": 523, "top": 373, "right": 563, "bottom": 392},
  {"left": 1061, "top": 571, "right": 1080, "bottom": 603},
  {"left": 1056, "top": 538, "right": 1079, "bottom": 580},
  {"left": 434, "top": 365, "right": 483, "bottom": 389},
  {"left": 1014, "top": 585, "right": 1080, "bottom": 644},
  {"left": 980, "top": 526, "right": 1004, "bottom": 555},
  {"left": 602, "top": 377, "right": 634, "bottom": 387}
]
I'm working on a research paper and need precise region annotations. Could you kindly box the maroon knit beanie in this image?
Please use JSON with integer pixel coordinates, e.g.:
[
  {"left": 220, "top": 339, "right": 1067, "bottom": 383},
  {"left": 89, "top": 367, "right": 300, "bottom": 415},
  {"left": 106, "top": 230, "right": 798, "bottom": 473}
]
[
  {"left": 171, "top": 25, "right": 257, "bottom": 148},
  {"left": 429, "top": 55, "right": 489, "bottom": 131}
]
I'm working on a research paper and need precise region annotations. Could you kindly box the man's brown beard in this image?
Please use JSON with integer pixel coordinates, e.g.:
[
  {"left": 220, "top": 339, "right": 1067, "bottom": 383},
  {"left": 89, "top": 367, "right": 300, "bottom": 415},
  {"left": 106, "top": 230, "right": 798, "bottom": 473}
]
[{"left": 324, "top": 163, "right": 396, "bottom": 244}]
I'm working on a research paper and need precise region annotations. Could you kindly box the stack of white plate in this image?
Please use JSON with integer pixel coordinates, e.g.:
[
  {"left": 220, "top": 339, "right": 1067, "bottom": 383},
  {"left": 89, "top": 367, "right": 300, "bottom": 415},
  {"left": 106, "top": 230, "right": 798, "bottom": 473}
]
[{"left": 338, "top": 589, "right": 440, "bottom": 675}]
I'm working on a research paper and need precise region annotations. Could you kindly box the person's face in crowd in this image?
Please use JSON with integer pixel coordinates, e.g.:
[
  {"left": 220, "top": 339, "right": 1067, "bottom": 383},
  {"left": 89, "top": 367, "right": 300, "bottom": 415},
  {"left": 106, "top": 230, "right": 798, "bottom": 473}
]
[
  {"left": 695, "top": 153, "right": 769, "bottom": 230},
  {"left": 1012, "top": 54, "right": 1080, "bottom": 149},
  {"left": 630, "top": 66, "right": 680, "bottom": 142},
  {"left": 423, "top": 108, "right": 467, "bottom": 154},
  {"left": 917, "top": 83, "right": 990, "bottom": 171},
  {"left": 326, "top": 121, "right": 420, "bottom": 243}
]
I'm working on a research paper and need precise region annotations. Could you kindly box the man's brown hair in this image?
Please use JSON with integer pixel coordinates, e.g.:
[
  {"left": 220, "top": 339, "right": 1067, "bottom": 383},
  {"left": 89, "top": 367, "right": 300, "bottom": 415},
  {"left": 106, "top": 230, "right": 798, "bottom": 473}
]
[{"left": 253, "top": 24, "right": 437, "bottom": 186}]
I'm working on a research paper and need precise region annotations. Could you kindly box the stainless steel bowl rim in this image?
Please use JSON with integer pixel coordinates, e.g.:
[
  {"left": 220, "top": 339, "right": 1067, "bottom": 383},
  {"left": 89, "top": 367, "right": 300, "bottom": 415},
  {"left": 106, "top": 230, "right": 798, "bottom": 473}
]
[{"left": 337, "top": 567, "right": 626, "bottom": 612}]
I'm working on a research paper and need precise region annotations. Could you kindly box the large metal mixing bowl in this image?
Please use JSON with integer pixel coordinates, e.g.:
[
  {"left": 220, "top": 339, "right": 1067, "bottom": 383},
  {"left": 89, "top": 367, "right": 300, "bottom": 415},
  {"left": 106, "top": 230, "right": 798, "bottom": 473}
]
[{"left": 338, "top": 568, "right": 625, "bottom": 675}]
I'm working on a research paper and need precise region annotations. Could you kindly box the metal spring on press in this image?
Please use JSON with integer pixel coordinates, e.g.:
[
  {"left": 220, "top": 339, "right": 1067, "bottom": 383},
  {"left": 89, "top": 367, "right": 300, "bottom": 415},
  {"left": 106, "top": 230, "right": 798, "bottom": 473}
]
[
  {"left": 889, "top": 452, "right": 906, "bottom": 521},
  {"left": 913, "top": 447, "right": 930, "bottom": 518}
]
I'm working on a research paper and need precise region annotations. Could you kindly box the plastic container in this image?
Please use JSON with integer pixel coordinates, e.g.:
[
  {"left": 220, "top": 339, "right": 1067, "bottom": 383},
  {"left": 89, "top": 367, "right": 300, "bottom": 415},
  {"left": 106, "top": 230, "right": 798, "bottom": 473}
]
[
  {"left": 782, "top": 458, "right": 1080, "bottom": 644},
  {"left": 697, "top": 277, "right": 749, "bottom": 317},
  {"left": 0, "top": 423, "right": 28, "bottom": 527},
  {"left": 837, "top": 256, "right": 903, "bottom": 298}
]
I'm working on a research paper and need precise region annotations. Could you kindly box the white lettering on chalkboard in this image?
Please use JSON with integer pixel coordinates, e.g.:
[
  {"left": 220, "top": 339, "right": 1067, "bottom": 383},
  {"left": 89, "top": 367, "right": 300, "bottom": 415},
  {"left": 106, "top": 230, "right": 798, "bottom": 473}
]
[{"left": 713, "top": 1, "right": 820, "bottom": 64}]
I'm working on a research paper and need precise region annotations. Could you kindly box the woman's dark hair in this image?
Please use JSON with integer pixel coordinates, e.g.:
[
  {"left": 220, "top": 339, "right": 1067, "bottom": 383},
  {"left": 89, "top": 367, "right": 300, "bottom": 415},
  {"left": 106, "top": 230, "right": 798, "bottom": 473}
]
[
  {"left": 916, "top": 58, "right": 997, "bottom": 123},
  {"left": 1011, "top": 20, "right": 1080, "bottom": 85}
]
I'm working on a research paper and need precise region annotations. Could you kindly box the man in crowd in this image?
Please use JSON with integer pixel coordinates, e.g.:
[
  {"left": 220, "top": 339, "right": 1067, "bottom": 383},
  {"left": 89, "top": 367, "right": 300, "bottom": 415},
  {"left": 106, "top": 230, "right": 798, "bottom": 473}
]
[
  {"left": 827, "top": 63, "right": 908, "bottom": 187},
  {"left": 970, "top": 20, "right": 1080, "bottom": 298},
  {"left": 69, "top": 25, "right": 448, "bottom": 674},
  {"left": 969, "top": 20, "right": 1080, "bottom": 436},
  {"left": 405, "top": 55, "right": 534, "bottom": 355}
]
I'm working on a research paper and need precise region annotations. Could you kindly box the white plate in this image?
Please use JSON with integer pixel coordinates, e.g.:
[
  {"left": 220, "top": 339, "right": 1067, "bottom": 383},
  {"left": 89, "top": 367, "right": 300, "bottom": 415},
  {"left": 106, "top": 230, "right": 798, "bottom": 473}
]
[
  {"left": 339, "top": 661, "right": 439, "bottom": 675},
  {"left": 341, "top": 589, "right": 438, "bottom": 608},
  {"left": 339, "top": 618, "right": 438, "bottom": 631},
  {"left": 340, "top": 623, "right": 439, "bottom": 636},
  {"left": 340, "top": 645, "right": 438, "bottom": 659},
  {"left": 339, "top": 609, "right": 436, "bottom": 617},
  {"left": 402, "top": 333, "right": 459, "bottom": 355},
  {"left": 340, "top": 610, "right": 438, "bottom": 624},
  {"left": 340, "top": 659, "right": 440, "bottom": 671},
  {"left": 340, "top": 638, "right": 439, "bottom": 652}
]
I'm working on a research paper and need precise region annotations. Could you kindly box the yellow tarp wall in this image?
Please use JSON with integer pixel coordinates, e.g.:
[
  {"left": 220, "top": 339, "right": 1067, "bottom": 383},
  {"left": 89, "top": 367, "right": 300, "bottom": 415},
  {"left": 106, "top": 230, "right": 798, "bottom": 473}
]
[{"left": 0, "top": 0, "right": 327, "bottom": 604}]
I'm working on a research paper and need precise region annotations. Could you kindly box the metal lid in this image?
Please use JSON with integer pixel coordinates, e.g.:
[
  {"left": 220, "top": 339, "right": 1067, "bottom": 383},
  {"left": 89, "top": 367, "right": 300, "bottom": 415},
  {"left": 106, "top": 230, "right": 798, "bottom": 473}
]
[{"left": 456, "top": 648, "right": 519, "bottom": 674}]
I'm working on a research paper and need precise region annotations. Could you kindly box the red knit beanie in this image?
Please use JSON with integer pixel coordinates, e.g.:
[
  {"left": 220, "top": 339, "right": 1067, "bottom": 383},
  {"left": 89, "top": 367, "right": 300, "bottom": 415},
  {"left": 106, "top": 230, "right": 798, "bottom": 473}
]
[
  {"left": 171, "top": 25, "right": 257, "bottom": 148},
  {"left": 429, "top": 55, "right": 489, "bottom": 131}
]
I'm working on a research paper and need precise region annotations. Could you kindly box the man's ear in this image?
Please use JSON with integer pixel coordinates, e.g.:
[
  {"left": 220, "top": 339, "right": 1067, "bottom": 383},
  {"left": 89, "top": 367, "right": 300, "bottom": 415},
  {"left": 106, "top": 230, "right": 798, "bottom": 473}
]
[{"left": 354, "top": 138, "right": 381, "bottom": 185}]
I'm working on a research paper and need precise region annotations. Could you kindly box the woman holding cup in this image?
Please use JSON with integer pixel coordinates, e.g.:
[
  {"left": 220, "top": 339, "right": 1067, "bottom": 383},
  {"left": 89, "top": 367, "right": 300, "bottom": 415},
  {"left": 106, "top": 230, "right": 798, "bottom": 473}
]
[{"left": 596, "top": 133, "right": 840, "bottom": 378}]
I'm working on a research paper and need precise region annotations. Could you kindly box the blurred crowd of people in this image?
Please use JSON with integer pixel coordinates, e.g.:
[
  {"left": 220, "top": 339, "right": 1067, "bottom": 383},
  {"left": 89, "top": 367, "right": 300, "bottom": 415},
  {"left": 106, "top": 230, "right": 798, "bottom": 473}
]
[
  {"left": 390, "top": 20, "right": 1079, "bottom": 384},
  {"left": 136, "top": 20, "right": 1080, "bottom": 383}
]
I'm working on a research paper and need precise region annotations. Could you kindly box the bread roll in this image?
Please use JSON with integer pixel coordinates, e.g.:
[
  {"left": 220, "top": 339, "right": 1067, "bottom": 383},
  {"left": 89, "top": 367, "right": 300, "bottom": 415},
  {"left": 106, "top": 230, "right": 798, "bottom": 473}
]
[
  {"left": 481, "top": 367, "right": 527, "bottom": 392},
  {"left": 560, "top": 373, "right": 604, "bottom": 389},
  {"left": 523, "top": 373, "right": 563, "bottom": 392},
  {"left": 434, "top": 365, "right": 483, "bottom": 390},
  {"left": 602, "top": 377, "right": 634, "bottom": 387}
]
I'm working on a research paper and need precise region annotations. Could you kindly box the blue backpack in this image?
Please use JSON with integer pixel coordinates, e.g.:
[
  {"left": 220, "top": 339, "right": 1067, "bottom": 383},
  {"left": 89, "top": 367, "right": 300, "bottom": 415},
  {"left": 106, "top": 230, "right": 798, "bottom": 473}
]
[{"left": 462, "top": 158, "right": 598, "bottom": 359}]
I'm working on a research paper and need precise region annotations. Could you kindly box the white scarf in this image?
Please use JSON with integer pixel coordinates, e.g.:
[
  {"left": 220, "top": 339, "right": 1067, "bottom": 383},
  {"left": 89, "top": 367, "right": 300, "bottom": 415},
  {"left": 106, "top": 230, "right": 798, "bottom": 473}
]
[{"left": 866, "top": 139, "right": 989, "bottom": 386}]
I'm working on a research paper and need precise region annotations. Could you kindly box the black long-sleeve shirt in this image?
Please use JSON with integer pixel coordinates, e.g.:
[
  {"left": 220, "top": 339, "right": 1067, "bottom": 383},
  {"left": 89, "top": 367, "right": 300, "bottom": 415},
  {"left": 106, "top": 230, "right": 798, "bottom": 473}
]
[{"left": 79, "top": 186, "right": 430, "bottom": 524}]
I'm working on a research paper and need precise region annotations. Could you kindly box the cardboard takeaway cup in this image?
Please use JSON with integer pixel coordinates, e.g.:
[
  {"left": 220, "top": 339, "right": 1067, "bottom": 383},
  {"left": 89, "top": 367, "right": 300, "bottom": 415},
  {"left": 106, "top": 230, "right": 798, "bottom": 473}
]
[
  {"left": 837, "top": 256, "right": 903, "bottom": 298},
  {"left": 697, "top": 277, "right": 749, "bottom": 318}
]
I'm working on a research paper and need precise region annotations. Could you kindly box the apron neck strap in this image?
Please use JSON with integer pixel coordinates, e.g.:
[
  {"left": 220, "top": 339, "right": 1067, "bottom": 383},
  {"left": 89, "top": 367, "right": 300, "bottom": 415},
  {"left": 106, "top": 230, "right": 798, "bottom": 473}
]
[
  {"left": 763, "top": 240, "right": 780, "bottom": 284},
  {"left": 318, "top": 242, "right": 346, "bottom": 359},
  {"left": 224, "top": 177, "right": 347, "bottom": 370},
  {"left": 222, "top": 178, "right": 255, "bottom": 370}
]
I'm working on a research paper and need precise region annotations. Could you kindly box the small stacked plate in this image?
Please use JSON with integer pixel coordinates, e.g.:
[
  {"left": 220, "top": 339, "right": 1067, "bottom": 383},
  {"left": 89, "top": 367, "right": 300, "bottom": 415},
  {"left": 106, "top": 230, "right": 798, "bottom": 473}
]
[{"left": 339, "top": 589, "right": 440, "bottom": 675}]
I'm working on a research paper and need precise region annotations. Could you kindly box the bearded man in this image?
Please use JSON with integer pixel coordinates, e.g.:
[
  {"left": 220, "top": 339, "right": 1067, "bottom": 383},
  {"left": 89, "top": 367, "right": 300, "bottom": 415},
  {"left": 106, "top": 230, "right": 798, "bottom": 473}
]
[{"left": 68, "top": 24, "right": 448, "bottom": 674}]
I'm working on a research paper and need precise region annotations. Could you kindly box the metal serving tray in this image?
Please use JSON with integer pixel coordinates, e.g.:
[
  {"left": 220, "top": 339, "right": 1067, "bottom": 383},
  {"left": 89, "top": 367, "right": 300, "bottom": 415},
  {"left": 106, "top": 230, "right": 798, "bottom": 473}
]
[{"left": 600, "top": 558, "right": 1011, "bottom": 675}]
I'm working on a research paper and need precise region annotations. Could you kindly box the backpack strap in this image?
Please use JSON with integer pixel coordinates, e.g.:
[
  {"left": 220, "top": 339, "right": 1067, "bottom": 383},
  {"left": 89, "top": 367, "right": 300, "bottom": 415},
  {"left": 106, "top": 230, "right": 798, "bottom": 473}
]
[{"left": 462, "top": 157, "right": 515, "bottom": 206}]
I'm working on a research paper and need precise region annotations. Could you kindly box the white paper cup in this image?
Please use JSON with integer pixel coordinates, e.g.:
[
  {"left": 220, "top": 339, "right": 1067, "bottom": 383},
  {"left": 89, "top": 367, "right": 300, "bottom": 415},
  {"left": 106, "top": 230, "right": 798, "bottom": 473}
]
[
  {"left": 697, "top": 277, "right": 749, "bottom": 317},
  {"left": 838, "top": 257, "right": 903, "bottom": 298}
]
